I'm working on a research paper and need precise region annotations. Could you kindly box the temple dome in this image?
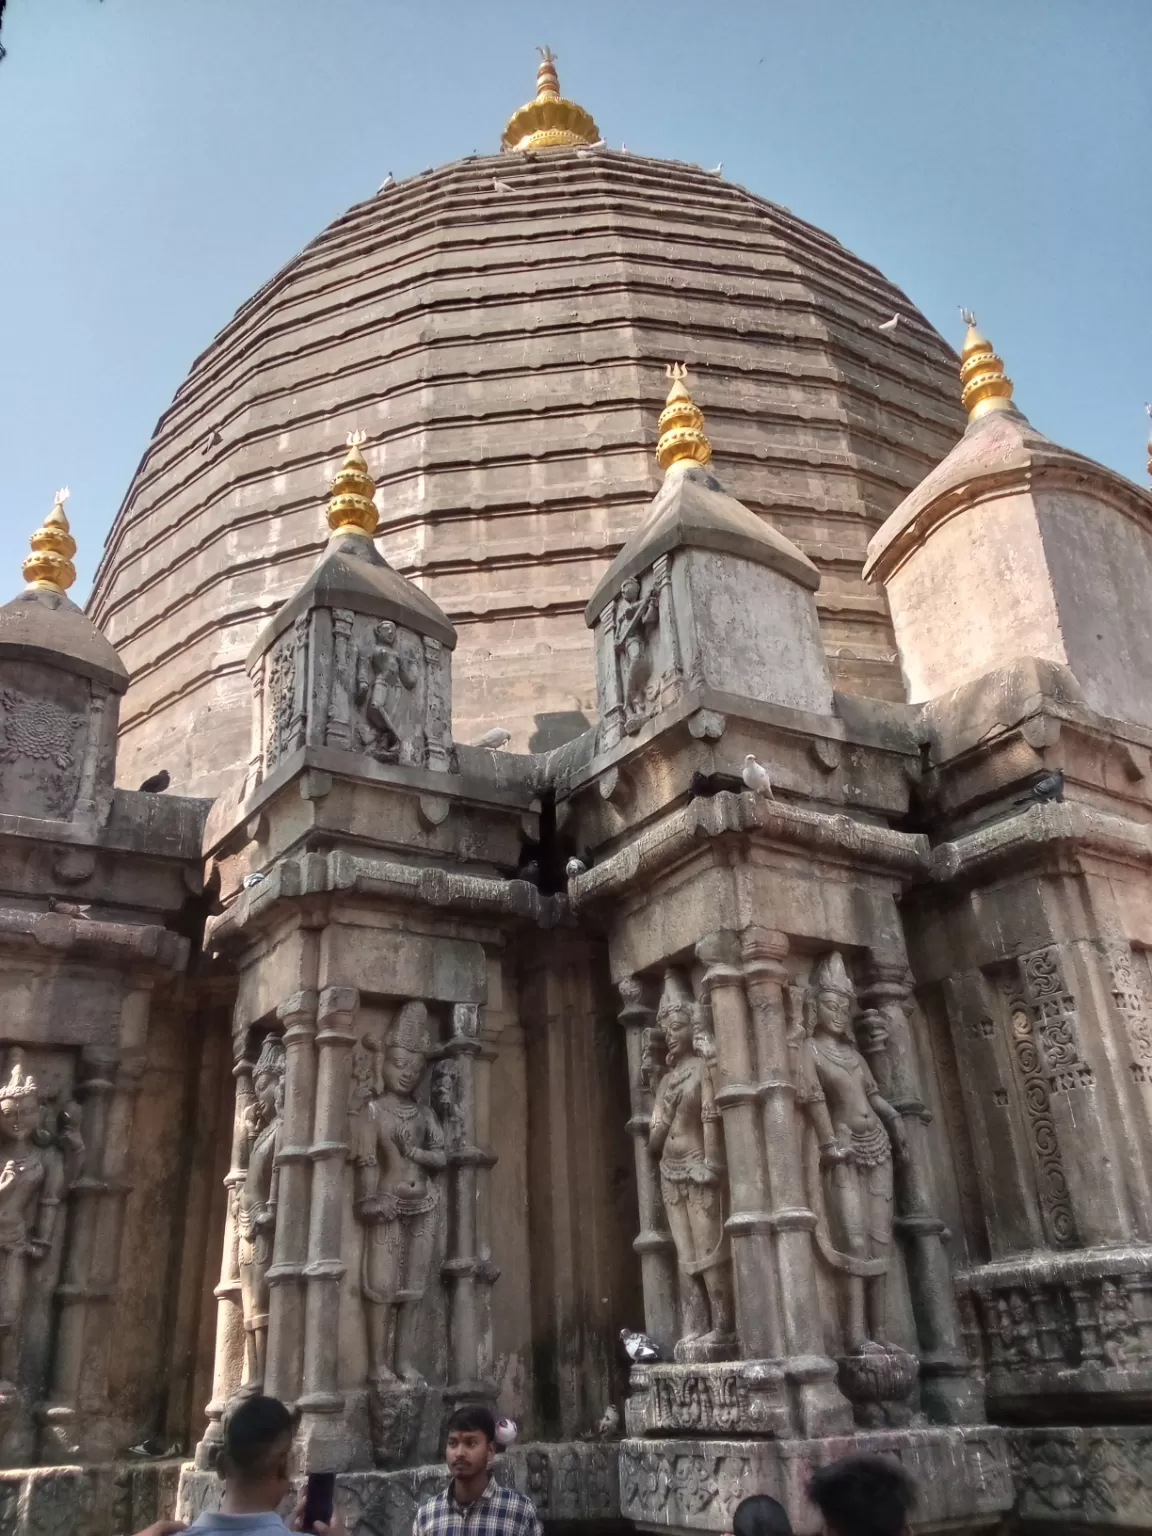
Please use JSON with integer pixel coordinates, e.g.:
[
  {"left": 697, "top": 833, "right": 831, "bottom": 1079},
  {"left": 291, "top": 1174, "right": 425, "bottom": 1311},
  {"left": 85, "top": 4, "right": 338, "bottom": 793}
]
[{"left": 89, "top": 142, "right": 965, "bottom": 797}]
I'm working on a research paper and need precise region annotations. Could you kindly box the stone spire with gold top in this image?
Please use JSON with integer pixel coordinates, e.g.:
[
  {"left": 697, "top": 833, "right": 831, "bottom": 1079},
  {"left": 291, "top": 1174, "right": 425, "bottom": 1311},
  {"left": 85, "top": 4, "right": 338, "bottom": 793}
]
[
  {"left": 23, "top": 488, "right": 78, "bottom": 594},
  {"left": 959, "top": 311, "right": 1016, "bottom": 422},
  {"left": 327, "top": 430, "right": 379, "bottom": 540},
  {"left": 502, "top": 47, "right": 600, "bottom": 153}
]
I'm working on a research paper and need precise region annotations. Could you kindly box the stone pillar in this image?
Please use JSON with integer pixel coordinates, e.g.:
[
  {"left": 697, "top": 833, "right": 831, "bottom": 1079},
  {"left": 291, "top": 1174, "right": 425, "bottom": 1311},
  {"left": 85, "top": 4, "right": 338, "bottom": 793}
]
[
  {"left": 740, "top": 927, "right": 849, "bottom": 1437},
  {"left": 617, "top": 976, "right": 677, "bottom": 1353},
  {"left": 695, "top": 931, "right": 781, "bottom": 1360},
  {"left": 287, "top": 614, "right": 310, "bottom": 755},
  {"left": 423, "top": 636, "right": 451, "bottom": 772},
  {"left": 441, "top": 1003, "right": 494, "bottom": 1411},
  {"left": 598, "top": 603, "right": 625, "bottom": 749},
  {"left": 196, "top": 1055, "right": 254, "bottom": 1467},
  {"left": 653, "top": 553, "right": 683, "bottom": 706},
  {"left": 859, "top": 958, "right": 979, "bottom": 1423},
  {"left": 297, "top": 984, "right": 357, "bottom": 1467},
  {"left": 325, "top": 609, "right": 356, "bottom": 750},
  {"left": 264, "top": 989, "right": 319, "bottom": 1406}
]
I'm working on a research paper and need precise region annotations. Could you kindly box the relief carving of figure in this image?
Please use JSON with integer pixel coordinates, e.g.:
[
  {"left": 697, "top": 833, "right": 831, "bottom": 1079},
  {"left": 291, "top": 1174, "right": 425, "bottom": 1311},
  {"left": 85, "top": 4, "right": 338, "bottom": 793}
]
[
  {"left": 355, "top": 620, "right": 418, "bottom": 762},
  {"left": 235, "top": 1033, "right": 285, "bottom": 1393},
  {"left": 351, "top": 1002, "right": 446, "bottom": 1385},
  {"left": 799, "top": 952, "right": 909, "bottom": 1355},
  {"left": 647, "top": 970, "right": 734, "bottom": 1362},
  {"left": 615, "top": 576, "right": 660, "bottom": 728},
  {"left": 0, "top": 1051, "right": 81, "bottom": 1393}
]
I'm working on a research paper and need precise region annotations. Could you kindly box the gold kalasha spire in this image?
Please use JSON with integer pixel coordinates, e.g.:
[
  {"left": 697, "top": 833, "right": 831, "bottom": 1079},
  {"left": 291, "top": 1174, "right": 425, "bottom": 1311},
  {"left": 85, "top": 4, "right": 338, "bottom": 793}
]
[
  {"left": 23, "top": 488, "right": 77, "bottom": 594},
  {"left": 656, "top": 364, "right": 713, "bottom": 472},
  {"left": 326, "top": 431, "right": 379, "bottom": 539},
  {"left": 959, "top": 310, "right": 1015, "bottom": 422},
  {"left": 501, "top": 47, "right": 600, "bottom": 153}
]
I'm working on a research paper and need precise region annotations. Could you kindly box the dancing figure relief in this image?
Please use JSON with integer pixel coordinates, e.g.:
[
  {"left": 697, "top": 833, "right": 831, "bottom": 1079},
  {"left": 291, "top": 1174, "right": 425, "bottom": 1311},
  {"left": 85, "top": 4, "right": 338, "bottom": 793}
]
[{"left": 235, "top": 1033, "right": 285, "bottom": 1393}]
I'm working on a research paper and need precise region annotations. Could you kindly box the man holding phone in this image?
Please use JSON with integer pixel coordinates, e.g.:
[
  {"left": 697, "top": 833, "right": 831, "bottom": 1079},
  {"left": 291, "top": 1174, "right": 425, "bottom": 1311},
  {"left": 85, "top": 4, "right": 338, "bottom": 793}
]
[
  {"left": 186, "top": 1396, "right": 344, "bottom": 1536},
  {"left": 414, "top": 1407, "right": 541, "bottom": 1536}
]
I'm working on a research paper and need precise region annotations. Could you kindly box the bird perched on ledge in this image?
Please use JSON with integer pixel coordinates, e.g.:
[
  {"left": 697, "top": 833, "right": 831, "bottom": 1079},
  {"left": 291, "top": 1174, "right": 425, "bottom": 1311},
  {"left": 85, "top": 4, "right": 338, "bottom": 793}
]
[
  {"left": 472, "top": 727, "right": 511, "bottom": 749},
  {"left": 742, "top": 755, "right": 774, "bottom": 798},
  {"left": 565, "top": 856, "right": 587, "bottom": 878},
  {"left": 495, "top": 1417, "right": 518, "bottom": 1446},
  {"left": 620, "top": 1327, "right": 660, "bottom": 1363}
]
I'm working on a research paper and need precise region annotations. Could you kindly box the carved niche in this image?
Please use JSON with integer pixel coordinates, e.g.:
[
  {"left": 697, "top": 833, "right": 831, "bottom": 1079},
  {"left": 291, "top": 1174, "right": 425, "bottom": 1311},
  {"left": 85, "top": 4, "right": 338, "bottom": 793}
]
[
  {"left": 597, "top": 556, "right": 683, "bottom": 746},
  {"left": 348, "top": 1002, "right": 446, "bottom": 1467}
]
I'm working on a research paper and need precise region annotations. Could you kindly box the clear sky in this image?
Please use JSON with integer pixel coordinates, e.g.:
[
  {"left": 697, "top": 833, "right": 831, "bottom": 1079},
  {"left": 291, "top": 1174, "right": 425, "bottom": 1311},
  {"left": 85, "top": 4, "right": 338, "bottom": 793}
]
[{"left": 1, "top": 0, "right": 1148, "bottom": 601}]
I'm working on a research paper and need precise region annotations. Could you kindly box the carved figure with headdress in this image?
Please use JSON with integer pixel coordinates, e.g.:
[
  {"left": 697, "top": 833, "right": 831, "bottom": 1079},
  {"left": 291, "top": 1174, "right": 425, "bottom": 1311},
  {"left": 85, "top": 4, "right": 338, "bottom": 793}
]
[
  {"left": 615, "top": 576, "right": 661, "bottom": 727},
  {"left": 355, "top": 621, "right": 419, "bottom": 763},
  {"left": 647, "top": 969, "right": 734, "bottom": 1361},
  {"left": 235, "top": 1032, "right": 286, "bottom": 1392},
  {"left": 351, "top": 1001, "right": 446, "bottom": 1385},
  {"left": 0, "top": 1050, "right": 80, "bottom": 1392},
  {"left": 798, "top": 952, "right": 908, "bottom": 1354}
]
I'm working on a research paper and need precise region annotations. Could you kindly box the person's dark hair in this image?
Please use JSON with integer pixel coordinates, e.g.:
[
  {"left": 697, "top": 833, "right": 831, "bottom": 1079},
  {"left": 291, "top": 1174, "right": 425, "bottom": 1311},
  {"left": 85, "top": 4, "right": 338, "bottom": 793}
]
[
  {"left": 733, "top": 1494, "right": 793, "bottom": 1536},
  {"left": 220, "top": 1395, "right": 296, "bottom": 1482},
  {"left": 807, "top": 1455, "right": 916, "bottom": 1536},
  {"left": 445, "top": 1405, "right": 496, "bottom": 1442}
]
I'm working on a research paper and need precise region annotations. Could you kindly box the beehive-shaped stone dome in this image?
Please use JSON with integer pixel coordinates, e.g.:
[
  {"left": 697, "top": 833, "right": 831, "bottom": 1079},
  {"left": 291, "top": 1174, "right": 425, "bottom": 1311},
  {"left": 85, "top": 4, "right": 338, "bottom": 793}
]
[{"left": 90, "top": 123, "right": 964, "bottom": 797}]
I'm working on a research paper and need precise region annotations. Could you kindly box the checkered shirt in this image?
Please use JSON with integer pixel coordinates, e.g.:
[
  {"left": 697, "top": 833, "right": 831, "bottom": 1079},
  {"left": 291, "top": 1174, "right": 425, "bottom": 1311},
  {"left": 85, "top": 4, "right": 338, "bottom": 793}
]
[{"left": 413, "top": 1479, "right": 542, "bottom": 1536}]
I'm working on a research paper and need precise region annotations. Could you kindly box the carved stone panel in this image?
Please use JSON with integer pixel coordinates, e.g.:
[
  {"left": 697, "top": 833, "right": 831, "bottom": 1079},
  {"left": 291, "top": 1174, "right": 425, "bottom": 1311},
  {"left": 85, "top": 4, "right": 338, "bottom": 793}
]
[
  {"left": 0, "top": 666, "right": 90, "bottom": 821},
  {"left": 624, "top": 1361, "right": 789, "bottom": 1438}
]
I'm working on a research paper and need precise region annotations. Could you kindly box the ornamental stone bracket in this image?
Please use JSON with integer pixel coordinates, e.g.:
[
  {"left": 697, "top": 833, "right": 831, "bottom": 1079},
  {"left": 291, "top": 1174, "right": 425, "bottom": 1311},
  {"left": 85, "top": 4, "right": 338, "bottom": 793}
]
[{"left": 0, "top": 904, "right": 189, "bottom": 971}]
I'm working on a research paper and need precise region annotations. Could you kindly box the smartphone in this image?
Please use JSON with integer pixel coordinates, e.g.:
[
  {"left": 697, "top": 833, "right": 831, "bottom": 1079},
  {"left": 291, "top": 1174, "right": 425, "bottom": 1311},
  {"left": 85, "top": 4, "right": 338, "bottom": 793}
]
[{"left": 302, "top": 1472, "right": 336, "bottom": 1533}]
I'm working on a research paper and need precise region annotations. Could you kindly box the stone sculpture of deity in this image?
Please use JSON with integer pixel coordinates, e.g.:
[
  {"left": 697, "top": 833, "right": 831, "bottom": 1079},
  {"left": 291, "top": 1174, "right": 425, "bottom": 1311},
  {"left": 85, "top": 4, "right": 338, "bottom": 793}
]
[
  {"left": 0, "top": 1051, "right": 80, "bottom": 1394},
  {"left": 647, "top": 970, "right": 734, "bottom": 1362},
  {"left": 351, "top": 1002, "right": 446, "bottom": 1385},
  {"left": 799, "top": 951, "right": 908, "bottom": 1355},
  {"left": 615, "top": 576, "right": 660, "bottom": 727},
  {"left": 235, "top": 1032, "right": 285, "bottom": 1393},
  {"left": 355, "top": 620, "right": 418, "bottom": 763}
]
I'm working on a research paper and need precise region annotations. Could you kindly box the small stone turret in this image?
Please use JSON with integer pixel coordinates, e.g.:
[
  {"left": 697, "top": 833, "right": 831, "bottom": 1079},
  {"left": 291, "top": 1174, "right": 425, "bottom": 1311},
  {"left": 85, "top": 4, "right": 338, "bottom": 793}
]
[
  {"left": 866, "top": 317, "right": 1152, "bottom": 725},
  {"left": 0, "top": 490, "right": 126, "bottom": 825},
  {"left": 585, "top": 366, "right": 833, "bottom": 748}
]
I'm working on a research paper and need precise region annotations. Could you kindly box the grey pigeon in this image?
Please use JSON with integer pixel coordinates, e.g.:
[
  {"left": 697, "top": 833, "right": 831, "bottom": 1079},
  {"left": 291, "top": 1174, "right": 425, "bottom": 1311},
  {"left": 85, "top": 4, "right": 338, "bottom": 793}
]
[
  {"left": 742, "top": 754, "right": 774, "bottom": 798},
  {"left": 472, "top": 727, "right": 512, "bottom": 749},
  {"left": 1015, "top": 771, "right": 1064, "bottom": 807},
  {"left": 620, "top": 1327, "right": 660, "bottom": 1363},
  {"left": 242, "top": 873, "right": 266, "bottom": 889},
  {"left": 495, "top": 1416, "right": 518, "bottom": 1446},
  {"left": 138, "top": 769, "right": 170, "bottom": 793},
  {"left": 48, "top": 897, "right": 91, "bottom": 920},
  {"left": 565, "top": 856, "right": 587, "bottom": 878}
]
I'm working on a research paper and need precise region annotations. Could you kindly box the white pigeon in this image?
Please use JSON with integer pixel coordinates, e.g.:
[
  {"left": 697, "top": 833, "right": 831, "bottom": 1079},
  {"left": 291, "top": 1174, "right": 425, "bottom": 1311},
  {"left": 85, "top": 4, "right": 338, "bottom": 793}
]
[
  {"left": 492, "top": 176, "right": 515, "bottom": 193},
  {"left": 707, "top": 162, "right": 723, "bottom": 176},
  {"left": 565, "top": 856, "right": 587, "bottom": 878},
  {"left": 877, "top": 314, "right": 902, "bottom": 334},
  {"left": 495, "top": 1417, "right": 518, "bottom": 1446},
  {"left": 242, "top": 873, "right": 266, "bottom": 889},
  {"left": 596, "top": 1404, "right": 621, "bottom": 1439},
  {"left": 591, "top": 138, "right": 606, "bottom": 149},
  {"left": 472, "top": 727, "right": 512, "bottom": 749},
  {"left": 378, "top": 172, "right": 395, "bottom": 191},
  {"left": 620, "top": 142, "right": 629, "bottom": 154},
  {"left": 620, "top": 1328, "right": 660, "bottom": 1364},
  {"left": 742, "top": 754, "right": 774, "bottom": 798}
]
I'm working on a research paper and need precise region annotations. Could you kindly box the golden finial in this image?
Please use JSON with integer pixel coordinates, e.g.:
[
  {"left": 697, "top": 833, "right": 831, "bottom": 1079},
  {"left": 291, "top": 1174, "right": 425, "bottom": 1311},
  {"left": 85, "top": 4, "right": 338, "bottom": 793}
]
[
  {"left": 501, "top": 47, "right": 600, "bottom": 153},
  {"left": 23, "top": 488, "right": 77, "bottom": 594},
  {"left": 959, "top": 310, "right": 1015, "bottom": 422},
  {"left": 326, "top": 431, "right": 379, "bottom": 539},
  {"left": 656, "top": 364, "right": 713, "bottom": 472}
]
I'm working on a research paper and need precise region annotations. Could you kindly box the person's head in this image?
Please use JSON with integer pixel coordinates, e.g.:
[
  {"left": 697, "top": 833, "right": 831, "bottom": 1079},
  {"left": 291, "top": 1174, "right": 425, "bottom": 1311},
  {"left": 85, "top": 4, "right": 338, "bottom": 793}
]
[
  {"left": 808, "top": 1455, "right": 916, "bottom": 1536},
  {"left": 732, "top": 1494, "right": 793, "bottom": 1536},
  {"left": 219, "top": 1395, "right": 296, "bottom": 1506},
  {"left": 383, "top": 1003, "right": 432, "bottom": 1096},
  {"left": 445, "top": 1405, "right": 496, "bottom": 1483}
]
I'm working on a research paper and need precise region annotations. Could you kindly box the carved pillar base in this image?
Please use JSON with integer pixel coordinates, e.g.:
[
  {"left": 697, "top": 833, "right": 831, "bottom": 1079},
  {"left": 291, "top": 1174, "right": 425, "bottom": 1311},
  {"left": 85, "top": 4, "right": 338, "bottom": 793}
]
[{"left": 367, "top": 1381, "right": 430, "bottom": 1470}]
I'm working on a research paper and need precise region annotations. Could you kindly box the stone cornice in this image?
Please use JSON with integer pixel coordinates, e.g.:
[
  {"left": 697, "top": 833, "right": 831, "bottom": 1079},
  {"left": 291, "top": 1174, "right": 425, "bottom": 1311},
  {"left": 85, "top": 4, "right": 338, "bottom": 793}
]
[
  {"left": 205, "top": 847, "right": 568, "bottom": 948},
  {"left": 568, "top": 790, "right": 928, "bottom": 907},
  {"left": 928, "top": 800, "right": 1152, "bottom": 885},
  {"left": 0, "top": 905, "right": 189, "bottom": 971}
]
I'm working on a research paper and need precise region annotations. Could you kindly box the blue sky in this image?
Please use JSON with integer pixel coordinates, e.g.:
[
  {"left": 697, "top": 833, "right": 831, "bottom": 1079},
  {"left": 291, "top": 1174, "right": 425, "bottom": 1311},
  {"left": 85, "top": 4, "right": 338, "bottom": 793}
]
[{"left": 1, "top": 0, "right": 1148, "bottom": 600}]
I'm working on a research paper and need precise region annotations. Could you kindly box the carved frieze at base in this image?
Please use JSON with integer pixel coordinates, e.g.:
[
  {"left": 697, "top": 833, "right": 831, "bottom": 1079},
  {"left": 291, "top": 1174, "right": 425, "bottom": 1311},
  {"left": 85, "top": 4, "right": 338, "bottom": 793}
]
[
  {"left": 367, "top": 1383, "right": 429, "bottom": 1470},
  {"left": 624, "top": 1361, "right": 790, "bottom": 1439},
  {"left": 834, "top": 1348, "right": 919, "bottom": 1428},
  {"left": 958, "top": 1245, "right": 1152, "bottom": 1419},
  {"left": 618, "top": 1427, "right": 1013, "bottom": 1534},
  {"left": 1009, "top": 1426, "right": 1152, "bottom": 1529}
]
